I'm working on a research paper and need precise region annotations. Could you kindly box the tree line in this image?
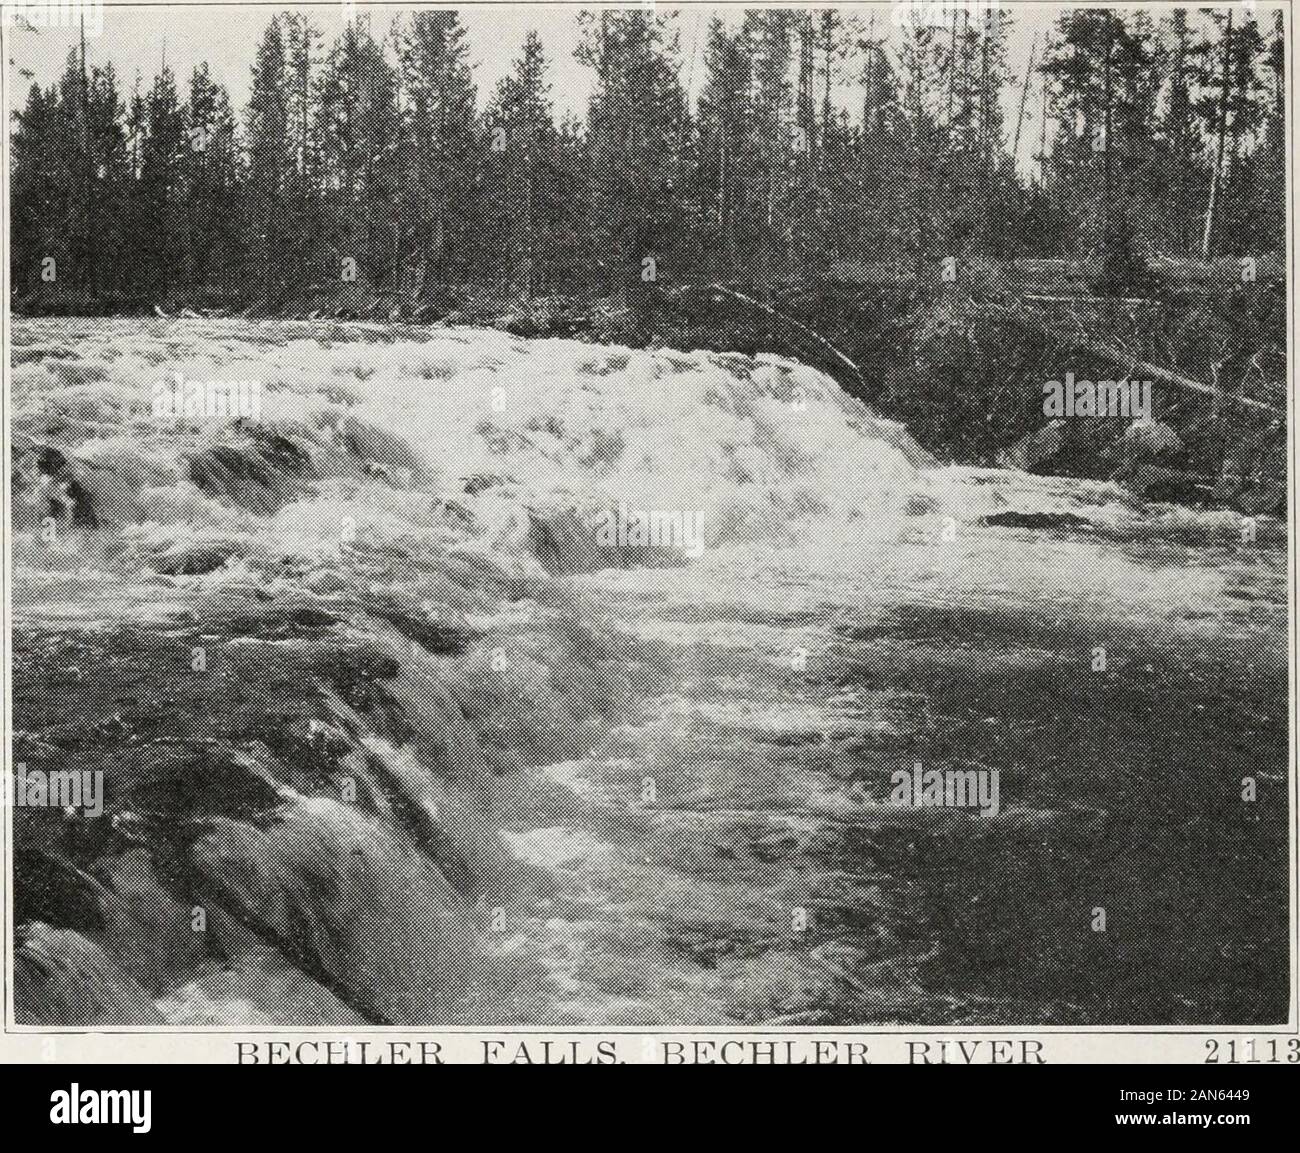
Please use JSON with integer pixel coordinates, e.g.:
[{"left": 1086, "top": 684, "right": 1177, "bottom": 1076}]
[{"left": 10, "top": 7, "right": 1287, "bottom": 314}]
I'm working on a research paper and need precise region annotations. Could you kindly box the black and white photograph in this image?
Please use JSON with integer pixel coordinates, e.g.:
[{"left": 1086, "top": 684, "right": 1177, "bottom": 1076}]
[{"left": 2, "top": 0, "right": 1293, "bottom": 1047}]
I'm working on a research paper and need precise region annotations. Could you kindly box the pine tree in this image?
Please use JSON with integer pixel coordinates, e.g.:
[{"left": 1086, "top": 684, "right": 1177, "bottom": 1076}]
[
  {"left": 1156, "top": 9, "right": 1203, "bottom": 255},
  {"left": 790, "top": 12, "right": 821, "bottom": 270},
  {"left": 245, "top": 17, "right": 294, "bottom": 305},
  {"left": 1042, "top": 9, "right": 1147, "bottom": 278},
  {"left": 899, "top": 13, "right": 943, "bottom": 279},
  {"left": 484, "top": 31, "right": 563, "bottom": 302},
  {"left": 696, "top": 17, "right": 753, "bottom": 278},
  {"left": 396, "top": 10, "right": 480, "bottom": 306},
  {"left": 53, "top": 48, "right": 92, "bottom": 295},
  {"left": 1219, "top": 11, "right": 1268, "bottom": 253},
  {"left": 744, "top": 9, "right": 796, "bottom": 293},
  {"left": 1190, "top": 9, "right": 1266, "bottom": 257},
  {"left": 578, "top": 9, "right": 688, "bottom": 310},
  {"left": 549, "top": 110, "right": 590, "bottom": 297},
  {"left": 283, "top": 14, "right": 323, "bottom": 287},
  {"left": 1257, "top": 9, "right": 1286, "bottom": 251},
  {"left": 87, "top": 64, "right": 133, "bottom": 298},
  {"left": 316, "top": 16, "right": 401, "bottom": 302},
  {"left": 941, "top": 7, "right": 1014, "bottom": 257},
  {"left": 183, "top": 64, "right": 241, "bottom": 296},
  {"left": 10, "top": 83, "right": 66, "bottom": 301},
  {"left": 1109, "top": 11, "right": 1158, "bottom": 256},
  {"left": 852, "top": 17, "right": 907, "bottom": 263},
  {"left": 137, "top": 64, "right": 187, "bottom": 299}
]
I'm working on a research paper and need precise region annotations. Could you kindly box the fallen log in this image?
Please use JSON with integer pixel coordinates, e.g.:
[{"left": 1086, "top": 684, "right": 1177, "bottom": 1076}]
[
  {"left": 1019, "top": 293, "right": 1154, "bottom": 308},
  {"left": 673, "top": 282, "right": 869, "bottom": 392},
  {"left": 989, "top": 303, "right": 1286, "bottom": 416}
]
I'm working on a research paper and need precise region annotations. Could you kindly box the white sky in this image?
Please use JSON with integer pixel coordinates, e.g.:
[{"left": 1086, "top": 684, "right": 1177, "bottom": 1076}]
[{"left": 3, "top": 3, "right": 1283, "bottom": 174}]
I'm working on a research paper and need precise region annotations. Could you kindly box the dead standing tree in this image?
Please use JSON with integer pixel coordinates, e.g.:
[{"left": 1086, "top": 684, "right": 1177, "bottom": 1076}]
[{"left": 1202, "top": 9, "right": 1234, "bottom": 259}]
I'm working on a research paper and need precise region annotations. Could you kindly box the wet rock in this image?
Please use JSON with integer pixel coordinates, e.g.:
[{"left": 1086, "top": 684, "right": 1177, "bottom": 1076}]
[
  {"left": 16, "top": 922, "right": 166, "bottom": 1025},
  {"left": 997, "top": 420, "right": 1066, "bottom": 472},
  {"left": 186, "top": 441, "right": 306, "bottom": 515},
  {"left": 183, "top": 799, "right": 475, "bottom": 1024},
  {"left": 980, "top": 511, "right": 1093, "bottom": 531}
]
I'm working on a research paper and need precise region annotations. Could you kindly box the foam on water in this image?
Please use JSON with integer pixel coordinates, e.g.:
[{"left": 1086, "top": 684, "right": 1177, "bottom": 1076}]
[
  {"left": 11, "top": 319, "right": 1287, "bottom": 1027},
  {"left": 13, "top": 319, "right": 934, "bottom": 565}
]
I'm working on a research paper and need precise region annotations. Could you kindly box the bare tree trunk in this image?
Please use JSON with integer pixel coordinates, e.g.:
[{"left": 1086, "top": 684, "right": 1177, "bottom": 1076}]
[
  {"left": 821, "top": 11, "right": 833, "bottom": 140},
  {"left": 908, "top": 31, "right": 927, "bottom": 284},
  {"left": 796, "top": 13, "right": 816, "bottom": 264},
  {"left": 1202, "top": 11, "right": 1234, "bottom": 259},
  {"left": 81, "top": 16, "right": 96, "bottom": 298},
  {"left": 1273, "top": 11, "right": 1285, "bottom": 122},
  {"left": 717, "top": 114, "right": 729, "bottom": 271},
  {"left": 1101, "top": 11, "right": 1114, "bottom": 259},
  {"left": 1012, "top": 33, "right": 1038, "bottom": 165},
  {"left": 524, "top": 126, "right": 535, "bottom": 302},
  {"left": 959, "top": 10, "right": 971, "bottom": 143},
  {"left": 1037, "top": 74, "right": 1049, "bottom": 184},
  {"left": 862, "top": 16, "right": 878, "bottom": 133},
  {"left": 945, "top": 10, "right": 958, "bottom": 133},
  {"left": 979, "top": 10, "right": 991, "bottom": 155}
]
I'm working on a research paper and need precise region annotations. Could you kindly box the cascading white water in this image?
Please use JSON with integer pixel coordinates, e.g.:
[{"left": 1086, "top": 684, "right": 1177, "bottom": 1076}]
[{"left": 12, "top": 319, "right": 1288, "bottom": 1026}]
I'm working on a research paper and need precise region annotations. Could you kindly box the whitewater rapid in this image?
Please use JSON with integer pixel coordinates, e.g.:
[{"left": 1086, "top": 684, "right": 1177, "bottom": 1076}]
[{"left": 11, "top": 319, "right": 1288, "bottom": 1026}]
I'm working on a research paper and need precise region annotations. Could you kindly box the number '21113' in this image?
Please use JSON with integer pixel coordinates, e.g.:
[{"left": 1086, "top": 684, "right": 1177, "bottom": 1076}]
[{"left": 1204, "top": 1038, "right": 1299, "bottom": 1064}]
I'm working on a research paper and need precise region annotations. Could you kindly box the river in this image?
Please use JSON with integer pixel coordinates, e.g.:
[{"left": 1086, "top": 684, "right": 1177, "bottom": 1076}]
[{"left": 10, "top": 319, "right": 1288, "bottom": 1026}]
